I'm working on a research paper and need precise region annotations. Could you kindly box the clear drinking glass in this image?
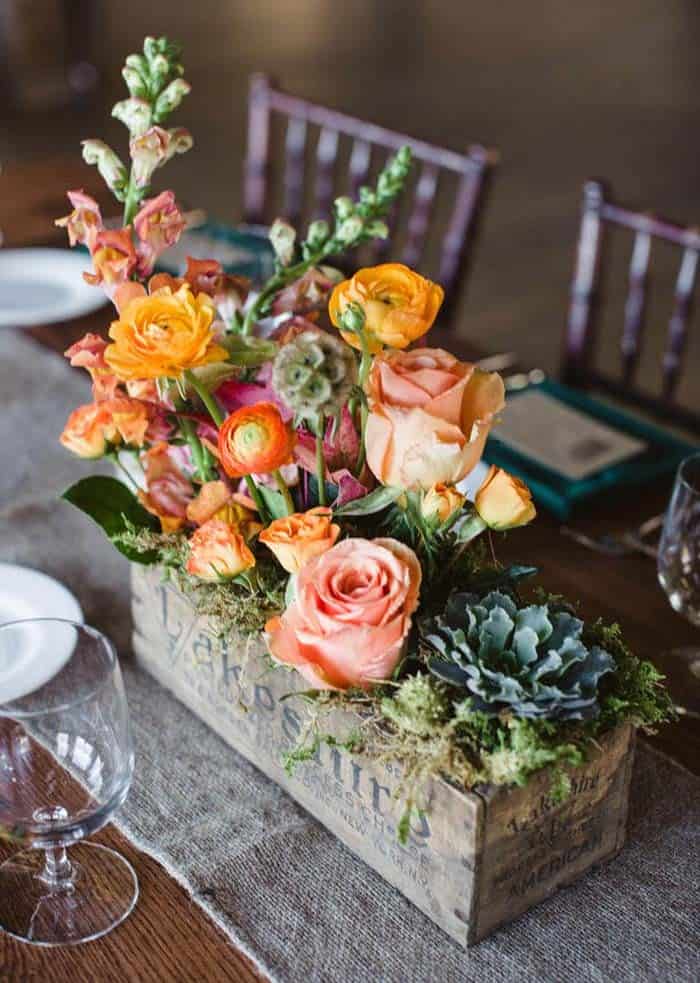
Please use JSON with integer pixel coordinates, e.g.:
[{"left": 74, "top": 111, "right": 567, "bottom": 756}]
[
  {"left": 657, "top": 452, "right": 700, "bottom": 710},
  {"left": 0, "top": 619, "right": 137, "bottom": 946}
]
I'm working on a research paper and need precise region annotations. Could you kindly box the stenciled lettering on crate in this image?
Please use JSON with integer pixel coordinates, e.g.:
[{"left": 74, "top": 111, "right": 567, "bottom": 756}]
[{"left": 131, "top": 565, "right": 635, "bottom": 946}]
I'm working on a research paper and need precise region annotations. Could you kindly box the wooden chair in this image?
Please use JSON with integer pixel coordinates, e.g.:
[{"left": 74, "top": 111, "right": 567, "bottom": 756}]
[
  {"left": 243, "top": 73, "right": 498, "bottom": 318},
  {"left": 562, "top": 180, "right": 700, "bottom": 433}
]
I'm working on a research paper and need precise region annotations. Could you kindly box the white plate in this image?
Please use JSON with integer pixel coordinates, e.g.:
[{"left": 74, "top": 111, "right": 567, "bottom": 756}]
[
  {"left": 0, "top": 565, "right": 83, "bottom": 704},
  {"left": 0, "top": 248, "right": 108, "bottom": 328}
]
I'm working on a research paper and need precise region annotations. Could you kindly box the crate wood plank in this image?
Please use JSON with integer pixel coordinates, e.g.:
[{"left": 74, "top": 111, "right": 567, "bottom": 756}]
[{"left": 130, "top": 565, "right": 635, "bottom": 947}]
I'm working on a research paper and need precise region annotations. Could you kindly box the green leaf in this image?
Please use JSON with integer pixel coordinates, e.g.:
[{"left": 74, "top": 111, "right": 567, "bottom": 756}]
[
  {"left": 221, "top": 335, "right": 278, "bottom": 367},
  {"left": 333, "top": 485, "right": 404, "bottom": 517},
  {"left": 257, "top": 483, "right": 288, "bottom": 521},
  {"left": 62, "top": 476, "right": 160, "bottom": 564}
]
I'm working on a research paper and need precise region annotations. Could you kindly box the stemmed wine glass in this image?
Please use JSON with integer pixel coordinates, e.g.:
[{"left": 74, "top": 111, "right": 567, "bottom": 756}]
[
  {"left": 0, "top": 619, "right": 137, "bottom": 946},
  {"left": 657, "top": 451, "right": 700, "bottom": 714}
]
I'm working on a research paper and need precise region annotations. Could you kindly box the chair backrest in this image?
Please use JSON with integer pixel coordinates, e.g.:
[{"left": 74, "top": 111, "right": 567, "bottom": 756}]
[
  {"left": 243, "top": 73, "right": 497, "bottom": 317},
  {"left": 563, "top": 180, "right": 700, "bottom": 433}
]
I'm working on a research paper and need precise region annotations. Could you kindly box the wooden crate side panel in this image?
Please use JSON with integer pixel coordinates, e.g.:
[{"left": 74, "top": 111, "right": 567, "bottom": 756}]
[
  {"left": 130, "top": 566, "right": 479, "bottom": 947},
  {"left": 471, "top": 723, "right": 634, "bottom": 943}
]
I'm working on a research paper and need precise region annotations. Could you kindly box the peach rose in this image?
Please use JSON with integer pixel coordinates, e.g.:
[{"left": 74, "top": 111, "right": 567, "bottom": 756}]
[
  {"left": 60, "top": 403, "right": 117, "bottom": 459},
  {"left": 259, "top": 507, "right": 340, "bottom": 574},
  {"left": 328, "top": 263, "right": 444, "bottom": 353},
  {"left": 474, "top": 466, "right": 536, "bottom": 530},
  {"left": 105, "top": 283, "right": 226, "bottom": 381},
  {"left": 265, "top": 537, "right": 421, "bottom": 691},
  {"left": 186, "top": 519, "right": 255, "bottom": 582},
  {"left": 364, "top": 347, "right": 505, "bottom": 490},
  {"left": 421, "top": 483, "right": 466, "bottom": 523}
]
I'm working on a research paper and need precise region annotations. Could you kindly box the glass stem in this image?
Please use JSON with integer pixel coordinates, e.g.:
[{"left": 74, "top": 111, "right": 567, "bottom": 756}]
[{"left": 40, "top": 846, "right": 74, "bottom": 890}]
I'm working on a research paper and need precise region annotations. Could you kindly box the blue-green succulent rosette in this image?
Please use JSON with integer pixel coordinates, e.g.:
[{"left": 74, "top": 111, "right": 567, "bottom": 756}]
[{"left": 421, "top": 590, "right": 616, "bottom": 721}]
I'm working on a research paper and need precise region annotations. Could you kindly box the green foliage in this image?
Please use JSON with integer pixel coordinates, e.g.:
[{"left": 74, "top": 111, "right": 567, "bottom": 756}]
[
  {"left": 333, "top": 485, "right": 404, "bottom": 517},
  {"left": 423, "top": 590, "right": 616, "bottom": 721},
  {"left": 585, "top": 620, "right": 676, "bottom": 731},
  {"left": 380, "top": 674, "right": 450, "bottom": 736},
  {"left": 62, "top": 476, "right": 159, "bottom": 564}
]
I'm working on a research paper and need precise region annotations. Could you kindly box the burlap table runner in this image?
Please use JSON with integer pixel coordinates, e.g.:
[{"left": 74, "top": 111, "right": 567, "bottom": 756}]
[{"left": 1, "top": 328, "right": 698, "bottom": 982}]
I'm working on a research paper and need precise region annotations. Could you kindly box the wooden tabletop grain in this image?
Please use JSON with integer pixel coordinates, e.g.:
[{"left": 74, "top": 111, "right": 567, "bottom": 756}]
[{"left": 1, "top": 158, "right": 698, "bottom": 982}]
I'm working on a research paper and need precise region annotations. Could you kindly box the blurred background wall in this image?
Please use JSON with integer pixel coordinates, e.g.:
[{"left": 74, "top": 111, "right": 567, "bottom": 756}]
[{"left": 2, "top": 0, "right": 699, "bottom": 393}]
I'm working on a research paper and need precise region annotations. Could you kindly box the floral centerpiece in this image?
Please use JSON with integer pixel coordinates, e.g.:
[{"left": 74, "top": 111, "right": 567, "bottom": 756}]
[{"left": 59, "top": 37, "right": 672, "bottom": 837}]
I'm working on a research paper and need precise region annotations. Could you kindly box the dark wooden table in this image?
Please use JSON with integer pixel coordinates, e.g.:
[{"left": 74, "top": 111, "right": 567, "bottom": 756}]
[{"left": 1, "top": 158, "right": 698, "bottom": 982}]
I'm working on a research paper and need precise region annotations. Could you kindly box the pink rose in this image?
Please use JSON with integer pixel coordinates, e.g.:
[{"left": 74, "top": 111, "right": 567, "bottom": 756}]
[
  {"left": 265, "top": 537, "right": 421, "bottom": 691},
  {"left": 365, "top": 347, "right": 505, "bottom": 490}
]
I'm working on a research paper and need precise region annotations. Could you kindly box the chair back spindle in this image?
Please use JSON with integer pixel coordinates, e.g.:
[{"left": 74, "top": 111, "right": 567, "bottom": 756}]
[
  {"left": 562, "top": 180, "right": 700, "bottom": 432},
  {"left": 243, "top": 74, "right": 497, "bottom": 319}
]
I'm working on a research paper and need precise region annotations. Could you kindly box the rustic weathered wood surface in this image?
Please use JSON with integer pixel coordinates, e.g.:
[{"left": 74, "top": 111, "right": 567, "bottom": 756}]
[
  {"left": 2, "top": 154, "right": 698, "bottom": 979},
  {"left": 131, "top": 564, "right": 636, "bottom": 946}
]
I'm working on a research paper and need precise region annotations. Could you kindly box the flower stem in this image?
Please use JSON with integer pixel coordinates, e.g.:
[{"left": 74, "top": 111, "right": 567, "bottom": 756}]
[
  {"left": 244, "top": 474, "right": 268, "bottom": 518},
  {"left": 354, "top": 329, "right": 373, "bottom": 477},
  {"left": 110, "top": 452, "right": 139, "bottom": 491},
  {"left": 185, "top": 370, "right": 225, "bottom": 428},
  {"left": 315, "top": 417, "right": 327, "bottom": 507},
  {"left": 274, "top": 469, "right": 295, "bottom": 515}
]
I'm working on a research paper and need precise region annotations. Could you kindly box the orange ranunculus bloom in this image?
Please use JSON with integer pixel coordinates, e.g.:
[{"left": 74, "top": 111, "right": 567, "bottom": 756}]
[
  {"left": 328, "top": 263, "right": 444, "bottom": 353},
  {"left": 474, "top": 466, "right": 536, "bottom": 530},
  {"left": 104, "top": 283, "right": 227, "bottom": 381},
  {"left": 364, "top": 347, "right": 505, "bottom": 490},
  {"left": 186, "top": 480, "right": 262, "bottom": 539},
  {"left": 60, "top": 403, "right": 117, "bottom": 459},
  {"left": 421, "top": 483, "right": 466, "bottom": 523},
  {"left": 265, "top": 537, "right": 421, "bottom": 691},
  {"left": 218, "top": 402, "right": 295, "bottom": 478},
  {"left": 259, "top": 507, "right": 340, "bottom": 574},
  {"left": 186, "top": 519, "right": 255, "bottom": 582}
]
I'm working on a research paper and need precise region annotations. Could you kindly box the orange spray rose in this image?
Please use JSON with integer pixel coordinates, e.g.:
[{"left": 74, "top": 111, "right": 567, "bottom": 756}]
[{"left": 259, "top": 507, "right": 340, "bottom": 574}]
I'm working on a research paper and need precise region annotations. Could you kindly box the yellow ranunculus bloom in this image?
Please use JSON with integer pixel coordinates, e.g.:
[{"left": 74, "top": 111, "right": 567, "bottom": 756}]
[
  {"left": 104, "top": 283, "right": 227, "bottom": 380},
  {"left": 328, "top": 263, "right": 444, "bottom": 353},
  {"left": 474, "top": 466, "right": 536, "bottom": 530}
]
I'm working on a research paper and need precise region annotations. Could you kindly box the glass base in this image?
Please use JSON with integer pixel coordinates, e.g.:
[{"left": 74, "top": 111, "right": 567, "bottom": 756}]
[
  {"left": 666, "top": 647, "right": 700, "bottom": 718},
  {"left": 0, "top": 843, "right": 138, "bottom": 946}
]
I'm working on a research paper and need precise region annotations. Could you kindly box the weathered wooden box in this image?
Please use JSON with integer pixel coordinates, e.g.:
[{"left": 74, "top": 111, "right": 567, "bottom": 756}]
[{"left": 131, "top": 565, "right": 635, "bottom": 946}]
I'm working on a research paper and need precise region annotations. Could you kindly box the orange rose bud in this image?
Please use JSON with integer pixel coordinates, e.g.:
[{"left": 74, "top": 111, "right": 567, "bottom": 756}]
[
  {"left": 259, "top": 507, "right": 341, "bottom": 574},
  {"left": 218, "top": 402, "right": 295, "bottom": 478},
  {"left": 186, "top": 519, "right": 255, "bottom": 582},
  {"left": 474, "top": 466, "right": 536, "bottom": 530},
  {"left": 60, "top": 403, "right": 116, "bottom": 459},
  {"left": 421, "top": 483, "right": 466, "bottom": 523},
  {"left": 328, "top": 263, "right": 444, "bottom": 353}
]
